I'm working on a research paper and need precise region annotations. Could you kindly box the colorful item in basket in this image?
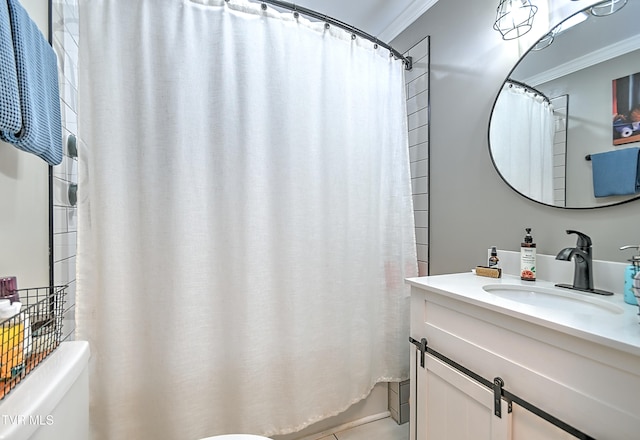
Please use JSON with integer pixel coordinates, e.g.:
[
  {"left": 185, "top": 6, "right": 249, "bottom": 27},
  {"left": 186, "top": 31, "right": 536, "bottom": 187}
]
[
  {"left": 0, "top": 276, "right": 19, "bottom": 304},
  {"left": 0, "top": 317, "right": 24, "bottom": 380}
]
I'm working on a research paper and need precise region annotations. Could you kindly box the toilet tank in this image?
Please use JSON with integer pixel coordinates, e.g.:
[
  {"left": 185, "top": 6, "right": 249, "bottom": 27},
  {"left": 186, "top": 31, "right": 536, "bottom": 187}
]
[{"left": 0, "top": 341, "right": 90, "bottom": 440}]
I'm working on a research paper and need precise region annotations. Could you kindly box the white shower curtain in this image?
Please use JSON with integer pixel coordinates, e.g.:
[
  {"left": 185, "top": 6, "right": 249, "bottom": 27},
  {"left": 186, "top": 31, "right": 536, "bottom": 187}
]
[
  {"left": 490, "top": 83, "right": 555, "bottom": 204},
  {"left": 76, "top": 1, "right": 417, "bottom": 439}
]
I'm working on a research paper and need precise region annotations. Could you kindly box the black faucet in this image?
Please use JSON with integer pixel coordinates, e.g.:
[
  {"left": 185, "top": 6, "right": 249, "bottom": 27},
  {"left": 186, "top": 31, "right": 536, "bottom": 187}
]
[{"left": 555, "top": 230, "right": 613, "bottom": 296}]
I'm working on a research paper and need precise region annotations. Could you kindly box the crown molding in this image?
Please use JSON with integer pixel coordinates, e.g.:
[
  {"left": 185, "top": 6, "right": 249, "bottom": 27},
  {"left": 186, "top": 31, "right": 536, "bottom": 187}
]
[
  {"left": 378, "top": 0, "right": 439, "bottom": 42},
  {"left": 524, "top": 34, "right": 640, "bottom": 86}
]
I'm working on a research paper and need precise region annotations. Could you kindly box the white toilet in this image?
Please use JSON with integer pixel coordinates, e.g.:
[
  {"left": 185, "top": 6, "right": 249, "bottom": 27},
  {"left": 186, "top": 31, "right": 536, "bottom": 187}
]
[{"left": 200, "top": 436, "right": 272, "bottom": 440}]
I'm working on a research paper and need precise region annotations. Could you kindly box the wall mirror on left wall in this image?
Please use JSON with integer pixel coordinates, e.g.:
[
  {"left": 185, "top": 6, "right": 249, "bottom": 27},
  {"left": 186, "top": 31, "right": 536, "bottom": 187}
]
[{"left": 488, "top": 0, "right": 640, "bottom": 209}]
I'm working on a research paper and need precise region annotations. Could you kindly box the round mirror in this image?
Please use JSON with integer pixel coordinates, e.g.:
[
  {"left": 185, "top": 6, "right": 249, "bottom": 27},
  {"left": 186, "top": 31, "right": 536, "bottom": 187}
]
[{"left": 488, "top": 0, "right": 639, "bottom": 208}]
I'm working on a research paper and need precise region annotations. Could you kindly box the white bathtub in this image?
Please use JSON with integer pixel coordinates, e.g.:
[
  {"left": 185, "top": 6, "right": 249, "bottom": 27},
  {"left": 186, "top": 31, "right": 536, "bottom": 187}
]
[{"left": 0, "top": 341, "right": 90, "bottom": 440}]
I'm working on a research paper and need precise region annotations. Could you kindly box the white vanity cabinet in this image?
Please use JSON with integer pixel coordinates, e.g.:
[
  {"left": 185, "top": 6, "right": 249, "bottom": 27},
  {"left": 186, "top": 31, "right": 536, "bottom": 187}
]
[
  {"left": 411, "top": 348, "right": 512, "bottom": 440},
  {"left": 408, "top": 273, "right": 640, "bottom": 440}
]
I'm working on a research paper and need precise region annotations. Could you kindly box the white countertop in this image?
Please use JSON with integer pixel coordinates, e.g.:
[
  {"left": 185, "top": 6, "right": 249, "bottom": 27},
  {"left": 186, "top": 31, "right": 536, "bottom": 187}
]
[{"left": 406, "top": 272, "right": 640, "bottom": 357}]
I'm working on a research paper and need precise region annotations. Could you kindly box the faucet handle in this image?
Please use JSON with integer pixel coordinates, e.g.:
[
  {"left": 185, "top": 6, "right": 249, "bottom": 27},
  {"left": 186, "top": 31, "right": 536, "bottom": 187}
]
[{"left": 566, "top": 230, "right": 592, "bottom": 248}]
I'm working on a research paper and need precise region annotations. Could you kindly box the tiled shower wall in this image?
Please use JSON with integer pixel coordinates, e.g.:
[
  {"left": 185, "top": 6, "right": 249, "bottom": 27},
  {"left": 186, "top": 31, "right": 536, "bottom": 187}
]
[
  {"left": 406, "top": 37, "right": 429, "bottom": 277},
  {"left": 551, "top": 95, "right": 568, "bottom": 207},
  {"left": 51, "top": 0, "right": 79, "bottom": 340},
  {"left": 389, "top": 36, "right": 429, "bottom": 426}
]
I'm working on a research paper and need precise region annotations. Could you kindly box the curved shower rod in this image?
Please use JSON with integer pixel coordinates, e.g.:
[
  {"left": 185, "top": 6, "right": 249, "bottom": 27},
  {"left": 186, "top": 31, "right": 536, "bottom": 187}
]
[
  {"left": 245, "top": 0, "right": 413, "bottom": 70},
  {"left": 506, "top": 79, "right": 551, "bottom": 105}
]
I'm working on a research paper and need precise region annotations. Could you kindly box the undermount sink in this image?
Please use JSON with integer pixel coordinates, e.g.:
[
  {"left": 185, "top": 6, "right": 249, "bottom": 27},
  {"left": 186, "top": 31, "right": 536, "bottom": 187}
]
[{"left": 482, "top": 284, "right": 625, "bottom": 315}]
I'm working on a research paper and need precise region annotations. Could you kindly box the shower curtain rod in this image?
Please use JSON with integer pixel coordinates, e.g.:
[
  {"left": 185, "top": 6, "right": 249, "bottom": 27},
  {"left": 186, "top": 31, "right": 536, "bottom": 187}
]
[
  {"left": 249, "top": 0, "right": 413, "bottom": 70},
  {"left": 506, "top": 79, "right": 551, "bottom": 105}
]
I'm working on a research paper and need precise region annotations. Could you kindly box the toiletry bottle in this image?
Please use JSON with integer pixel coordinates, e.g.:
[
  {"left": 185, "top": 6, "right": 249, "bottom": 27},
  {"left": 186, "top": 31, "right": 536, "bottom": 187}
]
[
  {"left": 619, "top": 245, "right": 640, "bottom": 305},
  {"left": 520, "top": 228, "right": 536, "bottom": 281},
  {"left": 0, "top": 276, "right": 20, "bottom": 304},
  {"left": 488, "top": 246, "right": 499, "bottom": 268},
  {"left": 0, "top": 300, "right": 25, "bottom": 379}
]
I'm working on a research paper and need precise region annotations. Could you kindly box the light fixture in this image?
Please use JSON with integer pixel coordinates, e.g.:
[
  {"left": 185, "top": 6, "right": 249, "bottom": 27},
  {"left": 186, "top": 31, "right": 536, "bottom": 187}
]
[
  {"left": 532, "top": 11, "right": 589, "bottom": 51},
  {"left": 590, "top": 0, "right": 627, "bottom": 16},
  {"left": 493, "top": 0, "right": 538, "bottom": 40},
  {"left": 532, "top": 30, "right": 555, "bottom": 51}
]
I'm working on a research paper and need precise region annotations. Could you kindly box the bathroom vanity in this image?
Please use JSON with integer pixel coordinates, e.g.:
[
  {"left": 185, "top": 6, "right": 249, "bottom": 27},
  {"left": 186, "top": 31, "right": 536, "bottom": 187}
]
[{"left": 407, "top": 272, "right": 640, "bottom": 440}]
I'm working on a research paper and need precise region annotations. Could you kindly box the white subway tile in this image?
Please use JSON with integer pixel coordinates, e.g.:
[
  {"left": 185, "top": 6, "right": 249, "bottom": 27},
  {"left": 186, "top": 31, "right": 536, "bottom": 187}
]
[
  {"left": 409, "top": 141, "right": 428, "bottom": 162},
  {"left": 54, "top": 232, "right": 77, "bottom": 262},
  {"left": 54, "top": 257, "right": 77, "bottom": 287},
  {"left": 411, "top": 176, "right": 428, "bottom": 195},
  {"left": 407, "top": 74, "right": 428, "bottom": 99},
  {"left": 412, "top": 194, "right": 428, "bottom": 211},
  {"left": 408, "top": 125, "right": 428, "bottom": 147},
  {"left": 67, "top": 207, "right": 78, "bottom": 233},
  {"left": 53, "top": 207, "right": 68, "bottom": 233},
  {"left": 553, "top": 140, "right": 566, "bottom": 154},
  {"left": 414, "top": 211, "right": 428, "bottom": 228},
  {"left": 553, "top": 177, "right": 566, "bottom": 190},
  {"left": 405, "top": 37, "right": 428, "bottom": 61},
  {"left": 406, "top": 90, "right": 428, "bottom": 116},
  {"left": 417, "top": 244, "right": 428, "bottom": 261},
  {"left": 408, "top": 107, "right": 428, "bottom": 131},
  {"left": 53, "top": 177, "right": 69, "bottom": 206},
  {"left": 410, "top": 159, "right": 428, "bottom": 179},
  {"left": 52, "top": 155, "right": 67, "bottom": 180}
]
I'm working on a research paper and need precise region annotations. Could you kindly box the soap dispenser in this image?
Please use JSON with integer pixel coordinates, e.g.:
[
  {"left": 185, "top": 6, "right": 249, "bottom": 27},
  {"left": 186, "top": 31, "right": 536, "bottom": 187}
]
[
  {"left": 619, "top": 245, "right": 640, "bottom": 305},
  {"left": 520, "top": 228, "right": 536, "bottom": 281}
]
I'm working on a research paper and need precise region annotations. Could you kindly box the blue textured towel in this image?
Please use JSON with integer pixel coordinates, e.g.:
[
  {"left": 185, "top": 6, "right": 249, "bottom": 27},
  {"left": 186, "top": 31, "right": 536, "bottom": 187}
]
[
  {"left": 591, "top": 147, "right": 640, "bottom": 197},
  {"left": 0, "top": 0, "right": 21, "bottom": 132},
  {"left": 0, "top": 0, "right": 62, "bottom": 165}
]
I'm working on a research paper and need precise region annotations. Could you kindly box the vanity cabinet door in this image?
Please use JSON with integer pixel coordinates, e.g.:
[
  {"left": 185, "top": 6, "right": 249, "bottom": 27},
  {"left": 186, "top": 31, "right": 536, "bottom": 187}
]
[
  {"left": 413, "top": 350, "right": 511, "bottom": 440},
  {"left": 511, "top": 404, "right": 576, "bottom": 440}
]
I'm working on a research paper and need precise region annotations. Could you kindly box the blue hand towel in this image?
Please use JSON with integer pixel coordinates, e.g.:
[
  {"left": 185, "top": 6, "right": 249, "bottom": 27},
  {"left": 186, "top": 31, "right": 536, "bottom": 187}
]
[
  {"left": 591, "top": 147, "right": 640, "bottom": 197},
  {"left": 0, "top": 0, "right": 21, "bottom": 132},
  {"left": 0, "top": 0, "right": 62, "bottom": 166}
]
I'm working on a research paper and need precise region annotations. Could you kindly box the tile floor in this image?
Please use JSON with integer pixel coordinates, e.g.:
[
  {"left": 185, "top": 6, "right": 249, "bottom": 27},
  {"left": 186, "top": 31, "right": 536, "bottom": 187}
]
[{"left": 316, "top": 417, "right": 409, "bottom": 440}]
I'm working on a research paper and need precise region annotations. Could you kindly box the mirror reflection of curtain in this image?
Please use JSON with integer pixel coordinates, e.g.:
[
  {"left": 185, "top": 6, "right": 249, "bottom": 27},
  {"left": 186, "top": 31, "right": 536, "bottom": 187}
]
[{"left": 491, "top": 83, "right": 555, "bottom": 204}]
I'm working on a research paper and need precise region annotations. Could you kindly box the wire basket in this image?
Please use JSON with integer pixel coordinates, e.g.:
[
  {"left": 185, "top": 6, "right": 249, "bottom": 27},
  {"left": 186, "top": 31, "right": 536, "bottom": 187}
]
[{"left": 0, "top": 285, "right": 67, "bottom": 400}]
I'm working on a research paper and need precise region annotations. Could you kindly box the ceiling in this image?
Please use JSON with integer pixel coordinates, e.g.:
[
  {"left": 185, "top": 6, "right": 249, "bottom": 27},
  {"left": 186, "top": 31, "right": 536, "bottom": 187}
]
[{"left": 289, "top": 0, "right": 438, "bottom": 43}]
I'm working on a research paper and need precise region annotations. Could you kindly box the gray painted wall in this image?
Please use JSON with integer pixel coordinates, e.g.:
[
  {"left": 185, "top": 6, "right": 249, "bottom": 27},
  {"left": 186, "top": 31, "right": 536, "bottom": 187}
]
[{"left": 392, "top": 0, "right": 640, "bottom": 275}]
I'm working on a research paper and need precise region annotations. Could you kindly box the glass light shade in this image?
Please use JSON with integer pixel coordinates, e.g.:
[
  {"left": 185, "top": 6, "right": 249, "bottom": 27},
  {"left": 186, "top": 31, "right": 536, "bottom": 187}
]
[
  {"left": 590, "top": 0, "right": 627, "bottom": 16},
  {"left": 532, "top": 31, "right": 555, "bottom": 51},
  {"left": 533, "top": 11, "right": 589, "bottom": 50},
  {"left": 493, "top": 0, "right": 538, "bottom": 40}
]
